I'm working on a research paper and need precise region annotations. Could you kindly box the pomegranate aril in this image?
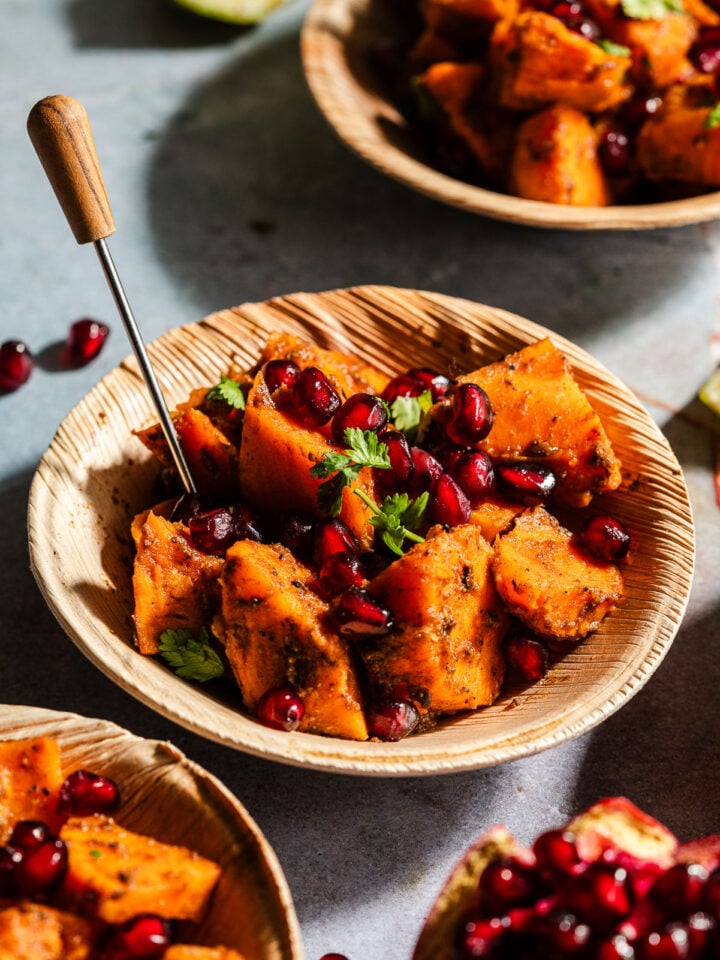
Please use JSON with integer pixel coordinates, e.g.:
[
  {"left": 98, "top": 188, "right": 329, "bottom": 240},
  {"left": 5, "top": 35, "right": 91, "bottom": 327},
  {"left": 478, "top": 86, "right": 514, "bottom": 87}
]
[
  {"left": 597, "top": 934, "right": 636, "bottom": 960},
  {"left": 580, "top": 515, "right": 631, "bottom": 561},
  {"left": 687, "top": 912, "right": 714, "bottom": 952},
  {"left": 58, "top": 769, "right": 120, "bottom": 817},
  {"left": 256, "top": 686, "right": 304, "bottom": 732},
  {"left": 535, "top": 910, "right": 590, "bottom": 953},
  {"left": 103, "top": 913, "right": 171, "bottom": 960},
  {"left": 407, "top": 447, "right": 443, "bottom": 496},
  {"left": 407, "top": 367, "right": 451, "bottom": 401},
  {"left": 455, "top": 914, "right": 506, "bottom": 958},
  {"left": 233, "top": 502, "right": 265, "bottom": 542},
  {"left": 15, "top": 837, "right": 68, "bottom": 895},
  {"left": 314, "top": 518, "right": 359, "bottom": 567},
  {"left": 567, "top": 16, "right": 600, "bottom": 38},
  {"left": 496, "top": 461, "right": 556, "bottom": 501},
  {"left": 331, "top": 393, "right": 388, "bottom": 443},
  {"left": 188, "top": 508, "right": 237, "bottom": 556},
  {"left": 650, "top": 863, "right": 708, "bottom": 917},
  {"left": 550, "top": 0, "right": 584, "bottom": 17},
  {"left": 446, "top": 383, "right": 494, "bottom": 445},
  {"left": 505, "top": 635, "right": 549, "bottom": 683},
  {"left": 533, "top": 829, "right": 583, "bottom": 877},
  {"left": 315, "top": 553, "right": 365, "bottom": 599},
  {"left": 428, "top": 474, "right": 471, "bottom": 527},
  {"left": 624, "top": 95, "right": 662, "bottom": 129},
  {"left": 8, "top": 821, "right": 51, "bottom": 851},
  {"left": 335, "top": 586, "right": 394, "bottom": 636},
  {"left": 169, "top": 493, "right": 205, "bottom": 525},
  {"left": 380, "top": 374, "right": 424, "bottom": 405},
  {"left": 569, "top": 862, "right": 633, "bottom": 928},
  {"left": 479, "top": 858, "right": 539, "bottom": 911},
  {"left": 0, "top": 847, "right": 23, "bottom": 894},
  {"left": 635, "top": 924, "right": 690, "bottom": 960},
  {"left": 367, "top": 698, "right": 420, "bottom": 741},
  {"left": 319, "top": 955, "right": 352, "bottom": 960},
  {"left": 691, "top": 30, "right": 720, "bottom": 72},
  {"left": 450, "top": 450, "right": 495, "bottom": 505},
  {"left": 263, "top": 358, "right": 300, "bottom": 392},
  {"left": 377, "top": 430, "right": 414, "bottom": 487},
  {"left": 279, "top": 511, "right": 316, "bottom": 563},
  {"left": 438, "top": 444, "right": 470, "bottom": 474},
  {"left": 599, "top": 127, "right": 632, "bottom": 177},
  {"left": 0, "top": 340, "right": 33, "bottom": 391},
  {"left": 291, "top": 366, "right": 341, "bottom": 426},
  {"left": 63, "top": 318, "right": 110, "bottom": 367}
]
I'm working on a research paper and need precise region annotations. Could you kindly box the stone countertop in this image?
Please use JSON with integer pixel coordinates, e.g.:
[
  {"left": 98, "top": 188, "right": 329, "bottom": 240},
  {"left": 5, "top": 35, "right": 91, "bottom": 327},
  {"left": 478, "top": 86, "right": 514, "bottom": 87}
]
[{"left": 1, "top": 2, "right": 719, "bottom": 957}]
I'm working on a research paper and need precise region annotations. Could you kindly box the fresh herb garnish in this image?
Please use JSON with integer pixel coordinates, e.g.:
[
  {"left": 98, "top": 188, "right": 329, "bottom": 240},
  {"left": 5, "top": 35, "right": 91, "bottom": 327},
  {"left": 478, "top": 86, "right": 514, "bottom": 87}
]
[
  {"left": 354, "top": 489, "right": 428, "bottom": 556},
  {"left": 390, "top": 389, "right": 433, "bottom": 438},
  {"left": 159, "top": 627, "right": 225, "bottom": 682},
  {"left": 206, "top": 375, "right": 246, "bottom": 410},
  {"left": 620, "top": 0, "right": 681, "bottom": 19},
  {"left": 596, "top": 39, "right": 631, "bottom": 56},
  {"left": 310, "top": 428, "right": 391, "bottom": 516},
  {"left": 705, "top": 103, "right": 720, "bottom": 129}
]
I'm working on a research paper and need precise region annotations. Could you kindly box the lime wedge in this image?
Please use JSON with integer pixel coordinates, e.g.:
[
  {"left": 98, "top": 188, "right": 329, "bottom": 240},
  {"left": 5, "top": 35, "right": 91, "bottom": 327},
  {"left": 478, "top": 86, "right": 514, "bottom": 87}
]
[
  {"left": 700, "top": 367, "right": 720, "bottom": 416},
  {"left": 172, "top": 0, "right": 290, "bottom": 23}
]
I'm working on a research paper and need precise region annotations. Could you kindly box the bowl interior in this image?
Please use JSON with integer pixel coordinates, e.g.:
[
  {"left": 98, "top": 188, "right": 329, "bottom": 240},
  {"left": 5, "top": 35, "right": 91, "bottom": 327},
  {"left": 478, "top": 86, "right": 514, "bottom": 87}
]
[
  {"left": 0, "top": 704, "right": 301, "bottom": 959},
  {"left": 301, "top": 0, "right": 720, "bottom": 230},
  {"left": 28, "top": 285, "right": 695, "bottom": 775}
]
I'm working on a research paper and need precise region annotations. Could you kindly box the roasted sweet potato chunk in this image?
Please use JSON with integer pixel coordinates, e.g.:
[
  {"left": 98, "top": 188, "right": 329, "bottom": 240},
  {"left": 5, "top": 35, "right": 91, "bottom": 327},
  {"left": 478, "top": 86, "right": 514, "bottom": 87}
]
[
  {"left": 469, "top": 495, "right": 525, "bottom": 541},
  {"left": 218, "top": 540, "right": 368, "bottom": 741},
  {"left": 637, "top": 90, "right": 720, "bottom": 184},
  {"left": 239, "top": 369, "right": 376, "bottom": 549},
  {"left": 511, "top": 105, "right": 611, "bottom": 206},
  {"left": 490, "top": 12, "right": 632, "bottom": 112},
  {"left": 366, "top": 524, "right": 507, "bottom": 713},
  {"left": 454, "top": 338, "right": 622, "bottom": 506},
  {"left": 0, "top": 903, "right": 91, "bottom": 960},
  {"left": 165, "top": 948, "right": 246, "bottom": 960},
  {"left": 0, "top": 738, "right": 63, "bottom": 842},
  {"left": 60, "top": 815, "right": 221, "bottom": 924},
  {"left": 492, "top": 506, "right": 623, "bottom": 640},
  {"left": 131, "top": 509, "right": 224, "bottom": 655}
]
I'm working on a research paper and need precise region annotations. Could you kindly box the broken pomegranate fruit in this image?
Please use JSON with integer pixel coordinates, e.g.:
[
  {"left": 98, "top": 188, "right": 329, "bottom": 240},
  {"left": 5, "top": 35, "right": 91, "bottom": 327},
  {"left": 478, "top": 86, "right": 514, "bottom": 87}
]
[{"left": 412, "top": 798, "right": 720, "bottom": 960}]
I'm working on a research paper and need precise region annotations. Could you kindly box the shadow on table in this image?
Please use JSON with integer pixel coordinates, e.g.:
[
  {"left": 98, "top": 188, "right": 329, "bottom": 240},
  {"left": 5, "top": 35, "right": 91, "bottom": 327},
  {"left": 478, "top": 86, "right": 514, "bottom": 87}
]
[
  {"left": 145, "top": 25, "right": 710, "bottom": 342},
  {"left": 572, "top": 600, "right": 720, "bottom": 841},
  {"left": 66, "top": 0, "right": 249, "bottom": 49}
]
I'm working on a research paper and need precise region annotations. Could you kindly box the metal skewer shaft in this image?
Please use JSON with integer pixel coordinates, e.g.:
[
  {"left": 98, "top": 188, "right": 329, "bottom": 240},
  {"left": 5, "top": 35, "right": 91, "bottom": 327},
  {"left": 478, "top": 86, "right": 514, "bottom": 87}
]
[{"left": 27, "top": 94, "right": 197, "bottom": 495}]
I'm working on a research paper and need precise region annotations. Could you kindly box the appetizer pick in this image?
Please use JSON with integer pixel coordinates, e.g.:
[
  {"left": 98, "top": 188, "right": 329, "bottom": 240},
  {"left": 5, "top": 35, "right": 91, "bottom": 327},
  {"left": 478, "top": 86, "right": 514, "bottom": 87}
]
[{"left": 131, "top": 332, "right": 630, "bottom": 742}]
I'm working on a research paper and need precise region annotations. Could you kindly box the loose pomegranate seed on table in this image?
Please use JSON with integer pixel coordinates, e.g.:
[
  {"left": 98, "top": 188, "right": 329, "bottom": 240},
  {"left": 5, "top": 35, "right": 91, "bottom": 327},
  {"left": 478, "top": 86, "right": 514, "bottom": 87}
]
[
  {"left": 263, "top": 358, "right": 301, "bottom": 392},
  {"left": 291, "top": 366, "right": 341, "bottom": 426},
  {"left": 366, "top": 697, "right": 420, "bottom": 740},
  {"left": 256, "top": 686, "right": 305, "bottom": 731},
  {"left": 580, "top": 514, "right": 631, "bottom": 561},
  {"left": 62, "top": 318, "right": 109, "bottom": 367},
  {"left": 446, "top": 383, "right": 494, "bottom": 445},
  {"left": 58, "top": 769, "right": 120, "bottom": 816},
  {"left": 0, "top": 339, "right": 33, "bottom": 391},
  {"left": 102, "top": 913, "right": 171, "bottom": 960},
  {"left": 331, "top": 393, "right": 388, "bottom": 443},
  {"left": 335, "top": 587, "right": 394, "bottom": 636}
]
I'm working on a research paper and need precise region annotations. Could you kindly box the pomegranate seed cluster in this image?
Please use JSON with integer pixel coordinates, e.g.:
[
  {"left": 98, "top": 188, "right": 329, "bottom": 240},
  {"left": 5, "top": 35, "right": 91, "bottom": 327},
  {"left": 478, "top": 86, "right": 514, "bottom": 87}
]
[
  {"left": 133, "top": 337, "right": 630, "bottom": 744},
  {"left": 446, "top": 808, "right": 720, "bottom": 960},
  {"left": 0, "top": 319, "right": 109, "bottom": 392}
]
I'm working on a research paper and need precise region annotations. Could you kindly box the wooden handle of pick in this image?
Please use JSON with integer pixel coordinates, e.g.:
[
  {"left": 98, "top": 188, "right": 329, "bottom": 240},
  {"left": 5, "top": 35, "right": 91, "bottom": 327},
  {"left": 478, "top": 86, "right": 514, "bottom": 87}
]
[{"left": 27, "top": 94, "right": 115, "bottom": 245}]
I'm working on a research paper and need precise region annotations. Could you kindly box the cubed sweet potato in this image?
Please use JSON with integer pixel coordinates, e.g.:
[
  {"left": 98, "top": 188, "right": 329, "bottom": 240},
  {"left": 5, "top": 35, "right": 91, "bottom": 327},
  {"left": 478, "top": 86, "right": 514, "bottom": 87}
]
[
  {"left": 218, "top": 540, "right": 368, "bottom": 741},
  {"left": 423, "top": 0, "right": 519, "bottom": 39},
  {"left": 131, "top": 509, "right": 224, "bottom": 655},
  {"left": 409, "top": 28, "right": 464, "bottom": 70},
  {"left": 60, "top": 815, "right": 221, "bottom": 924},
  {"left": 490, "top": 12, "right": 632, "bottom": 112},
  {"left": 469, "top": 495, "right": 525, "bottom": 541},
  {"left": 239, "top": 369, "right": 376, "bottom": 549},
  {"left": 0, "top": 738, "right": 64, "bottom": 841},
  {"left": 510, "top": 105, "right": 611, "bottom": 206},
  {"left": 492, "top": 506, "right": 624, "bottom": 640},
  {"left": 165, "top": 947, "right": 246, "bottom": 960},
  {"left": 259, "top": 332, "right": 388, "bottom": 399},
  {"left": 417, "top": 62, "right": 516, "bottom": 182},
  {"left": 365, "top": 524, "right": 507, "bottom": 713},
  {"left": 637, "top": 91, "right": 720, "bottom": 184},
  {"left": 0, "top": 903, "right": 91, "bottom": 960},
  {"left": 453, "top": 338, "right": 622, "bottom": 506}
]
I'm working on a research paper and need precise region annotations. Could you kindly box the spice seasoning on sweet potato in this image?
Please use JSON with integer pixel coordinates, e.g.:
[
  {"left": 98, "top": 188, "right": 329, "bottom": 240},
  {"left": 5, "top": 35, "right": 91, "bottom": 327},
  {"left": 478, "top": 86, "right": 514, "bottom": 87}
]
[
  {"left": 637, "top": 93, "right": 720, "bottom": 183},
  {"left": 164, "top": 947, "right": 247, "bottom": 960},
  {"left": 0, "top": 738, "right": 63, "bottom": 842},
  {"left": 492, "top": 505, "right": 624, "bottom": 640},
  {"left": 366, "top": 524, "right": 507, "bottom": 712},
  {"left": 217, "top": 540, "right": 369, "bottom": 741},
  {"left": 0, "top": 903, "right": 91, "bottom": 960},
  {"left": 131, "top": 510, "right": 224, "bottom": 655}
]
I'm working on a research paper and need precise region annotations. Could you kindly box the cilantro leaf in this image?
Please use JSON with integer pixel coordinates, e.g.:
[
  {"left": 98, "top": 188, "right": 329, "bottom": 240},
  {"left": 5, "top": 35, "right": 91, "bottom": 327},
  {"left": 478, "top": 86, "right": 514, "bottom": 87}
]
[
  {"left": 311, "top": 430, "right": 391, "bottom": 516},
  {"left": 206, "top": 375, "right": 246, "bottom": 410},
  {"left": 355, "top": 490, "right": 427, "bottom": 556},
  {"left": 159, "top": 627, "right": 224, "bottom": 682},
  {"left": 316, "top": 471, "right": 352, "bottom": 516},
  {"left": 343, "top": 427, "right": 391, "bottom": 469},
  {"left": 620, "top": 0, "right": 681, "bottom": 19},
  {"left": 597, "top": 39, "right": 631, "bottom": 56},
  {"left": 705, "top": 103, "right": 720, "bottom": 129},
  {"left": 390, "top": 390, "right": 433, "bottom": 435},
  {"left": 310, "top": 451, "right": 353, "bottom": 480}
]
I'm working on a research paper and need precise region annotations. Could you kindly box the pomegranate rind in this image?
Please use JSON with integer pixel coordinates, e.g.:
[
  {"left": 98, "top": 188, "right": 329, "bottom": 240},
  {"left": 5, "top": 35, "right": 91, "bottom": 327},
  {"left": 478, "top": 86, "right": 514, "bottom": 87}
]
[
  {"left": 413, "top": 826, "right": 522, "bottom": 960},
  {"left": 567, "top": 796, "right": 678, "bottom": 866},
  {"left": 675, "top": 833, "right": 720, "bottom": 870}
]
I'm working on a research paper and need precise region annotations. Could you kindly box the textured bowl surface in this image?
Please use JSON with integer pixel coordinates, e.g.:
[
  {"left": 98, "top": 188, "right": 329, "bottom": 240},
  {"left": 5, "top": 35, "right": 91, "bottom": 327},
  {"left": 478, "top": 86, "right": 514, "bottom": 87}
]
[
  {"left": 301, "top": 0, "right": 720, "bottom": 230},
  {"left": 0, "top": 704, "right": 302, "bottom": 959},
  {"left": 28, "top": 286, "right": 694, "bottom": 775}
]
